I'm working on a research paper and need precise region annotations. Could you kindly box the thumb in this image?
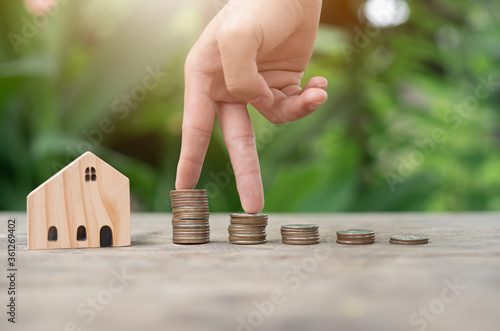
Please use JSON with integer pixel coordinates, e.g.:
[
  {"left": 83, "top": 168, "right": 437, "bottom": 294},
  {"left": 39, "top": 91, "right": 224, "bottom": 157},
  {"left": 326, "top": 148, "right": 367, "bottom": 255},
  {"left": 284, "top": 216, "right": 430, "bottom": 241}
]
[{"left": 217, "top": 26, "right": 273, "bottom": 110}]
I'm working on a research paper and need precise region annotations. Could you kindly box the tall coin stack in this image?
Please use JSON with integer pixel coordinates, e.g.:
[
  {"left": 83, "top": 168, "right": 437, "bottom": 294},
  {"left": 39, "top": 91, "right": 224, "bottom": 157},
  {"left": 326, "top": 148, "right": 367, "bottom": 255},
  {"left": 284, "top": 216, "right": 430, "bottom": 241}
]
[
  {"left": 170, "top": 189, "right": 210, "bottom": 244},
  {"left": 336, "top": 229, "right": 375, "bottom": 245},
  {"left": 228, "top": 213, "right": 268, "bottom": 245},
  {"left": 281, "top": 224, "right": 320, "bottom": 245}
]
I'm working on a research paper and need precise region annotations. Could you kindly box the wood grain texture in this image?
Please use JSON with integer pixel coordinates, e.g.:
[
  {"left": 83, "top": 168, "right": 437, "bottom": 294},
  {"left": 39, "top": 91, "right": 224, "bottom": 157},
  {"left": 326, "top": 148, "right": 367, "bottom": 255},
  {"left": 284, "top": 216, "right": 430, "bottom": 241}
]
[
  {"left": 27, "top": 152, "right": 130, "bottom": 249},
  {"left": 1, "top": 212, "right": 499, "bottom": 331}
]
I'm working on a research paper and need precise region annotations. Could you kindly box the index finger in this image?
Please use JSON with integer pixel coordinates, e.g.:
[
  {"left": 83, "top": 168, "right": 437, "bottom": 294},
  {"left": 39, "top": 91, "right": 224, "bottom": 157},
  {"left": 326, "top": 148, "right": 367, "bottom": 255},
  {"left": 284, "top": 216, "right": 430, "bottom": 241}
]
[
  {"left": 175, "top": 80, "right": 216, "bottom": 190},
  {"left": 216, "top": 102, "right": 264, "bottom": 214}
]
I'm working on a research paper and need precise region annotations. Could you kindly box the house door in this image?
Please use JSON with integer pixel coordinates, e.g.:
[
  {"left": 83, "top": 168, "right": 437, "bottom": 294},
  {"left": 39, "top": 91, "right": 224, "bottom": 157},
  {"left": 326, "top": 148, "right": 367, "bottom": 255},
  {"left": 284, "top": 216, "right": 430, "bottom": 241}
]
[{"left": 100, "top": 226, "right": 113, "bottom": 247}]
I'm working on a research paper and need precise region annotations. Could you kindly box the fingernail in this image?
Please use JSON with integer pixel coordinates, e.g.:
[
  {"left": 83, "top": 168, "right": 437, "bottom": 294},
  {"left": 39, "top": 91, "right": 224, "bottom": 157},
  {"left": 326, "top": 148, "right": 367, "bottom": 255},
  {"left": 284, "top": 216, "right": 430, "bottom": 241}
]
[
  {"left": 249, "top": 97, "right": 261, "bottom": 104},
  {"left": 317, "top": 78, "right": 328, "bottom": 87}
]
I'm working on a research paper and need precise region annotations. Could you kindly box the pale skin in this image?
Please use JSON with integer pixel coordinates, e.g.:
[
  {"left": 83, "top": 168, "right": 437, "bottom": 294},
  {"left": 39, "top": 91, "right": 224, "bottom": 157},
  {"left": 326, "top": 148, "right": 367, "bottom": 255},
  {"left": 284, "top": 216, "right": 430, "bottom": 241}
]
[{"left": 175, "top": 0, "right": 328, "bottom": 213}]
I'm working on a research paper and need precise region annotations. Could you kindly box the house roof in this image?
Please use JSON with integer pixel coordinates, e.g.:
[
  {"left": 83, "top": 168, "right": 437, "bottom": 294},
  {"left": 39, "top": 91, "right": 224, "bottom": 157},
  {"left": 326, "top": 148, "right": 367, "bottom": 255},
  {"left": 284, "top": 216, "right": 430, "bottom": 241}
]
[{"left": 27, "top": 151, "right": 127, "bottom": 200}]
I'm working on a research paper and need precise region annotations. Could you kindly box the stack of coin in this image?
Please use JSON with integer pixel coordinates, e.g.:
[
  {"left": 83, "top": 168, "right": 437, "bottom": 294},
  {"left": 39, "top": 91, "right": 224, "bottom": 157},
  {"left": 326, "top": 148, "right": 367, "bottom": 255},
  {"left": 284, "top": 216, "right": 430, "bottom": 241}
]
[
  {"left": 170, "top": 189, "right": 210, "bottom": 244},
  {"left": 336, "top": 229, "right": 375, "bottom": 245},
  {"left": 228, "top": 213, "right": 268, "bottom": 245},
  {"left": 390, "top": 234, "right": 429, "bottom": 245},
  {"left": 281, "top": 224, "right": 320, "bottom": 245}
]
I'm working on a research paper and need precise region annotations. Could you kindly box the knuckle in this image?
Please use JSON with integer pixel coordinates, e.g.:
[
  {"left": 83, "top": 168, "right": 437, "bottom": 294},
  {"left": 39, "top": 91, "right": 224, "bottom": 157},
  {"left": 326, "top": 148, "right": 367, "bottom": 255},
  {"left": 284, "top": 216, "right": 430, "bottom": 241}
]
[
  {"left": 218, "top": 24, "right": 250, "bottom": 44},
  {"left": 225, "top": 78, "right": 249, "bottom": 97},
  {"left": 267, "top": 114, "right": 286, "bottom": 125},
  {"left": 184, "top": 48, "right": 203, "bottom": 75},
  {"left": 225, "top": 136, "right": 257, "bottom": 158},
  {"left": 225, "top": 135, "right": 256, "bottom": 148},
  {"left": 182, "top": 125, "right": 212, "bottom": 139}
]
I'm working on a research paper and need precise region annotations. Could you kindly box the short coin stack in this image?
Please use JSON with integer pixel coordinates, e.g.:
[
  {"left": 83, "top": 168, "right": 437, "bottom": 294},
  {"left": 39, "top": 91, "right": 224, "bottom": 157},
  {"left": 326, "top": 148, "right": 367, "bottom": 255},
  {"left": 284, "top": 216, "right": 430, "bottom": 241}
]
[
  {"left": 170, "top": 189, "right": 210, "bottom": 244},
  {"left": 390, "top": 234, "right": 429, "bottom": 245},
  {"left": 336, "top": 229, "right": 375, "bottom": 245},
  {"left": 281, "top": 224, "right": 320, "bottom": 245},
  {"left": 228, "top": 213, "right": 268, "bottom": 245}
]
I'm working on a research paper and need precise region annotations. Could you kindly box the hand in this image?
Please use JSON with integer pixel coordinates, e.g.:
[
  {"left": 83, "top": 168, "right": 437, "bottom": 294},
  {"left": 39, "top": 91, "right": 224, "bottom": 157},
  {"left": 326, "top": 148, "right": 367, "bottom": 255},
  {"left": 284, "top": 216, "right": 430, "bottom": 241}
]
[{"left": 175, "top": 0, "right": 328, "bottom": 213}]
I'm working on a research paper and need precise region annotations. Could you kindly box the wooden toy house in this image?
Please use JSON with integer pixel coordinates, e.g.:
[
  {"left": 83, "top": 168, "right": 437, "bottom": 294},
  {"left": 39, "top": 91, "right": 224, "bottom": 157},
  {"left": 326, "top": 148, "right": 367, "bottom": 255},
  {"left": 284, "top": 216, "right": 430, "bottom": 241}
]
[{"left": 27, "top": 152, "right": 130, "bottom": 250}]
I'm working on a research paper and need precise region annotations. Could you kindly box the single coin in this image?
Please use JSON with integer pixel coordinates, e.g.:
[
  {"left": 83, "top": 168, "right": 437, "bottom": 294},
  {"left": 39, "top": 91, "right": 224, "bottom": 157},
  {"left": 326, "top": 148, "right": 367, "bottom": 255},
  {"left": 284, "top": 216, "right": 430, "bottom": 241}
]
[
  {"left": 172, "top": 231, "right": 210, "bottom": 235},
  {"left": 172, "top": 218, "right": 209, "bottom": 222},
  {"left": 172, "top": 210, "right": 210, "bottom": 214},
  {"left": 229, "top": 228, "right": 267, "bottom": 233},
  {"left": 172, "top": 209, "right": 210, "bottom": 213},
  {"left": 282, "top": 242, "right": 320, "bottom": 245},
  {"left": 174, "top": 236, "right": 210, "bottom": 240},
  {"left": 172, "top": 219, "right": 209, "bottom": 223},
  {"left": 172, "top": 213, "right": 210, "bottom": 217},
  {"left": 336, "top": 239, "right": 375, "bottom": 245},
  {"left": 230, "top": 221, "right": 268, "bottom": 227},
  {"left": 280, "top": 229, "right": 319, "bottom": 233},
  {"left": 171, "top": 204, "right": 209, "bottom": 208},
  {"left": 336, "top": 235, "right": 375, "bottom": 240},
  {"left": 282, "top": 239, "right": 320, "bottom": 245},
  {"left": 281, "top": 224, "right": 319, "bottom": 229},
  {"left": 172, "top": 223, "right": 209, "bottom": 227},
  {"left": 281, "top": 230, "right": 319, "bottom": 234},
  {"left": 229, "top": 240, "right": 267, "bottom": 245},
  {"left": 173, "top": 224, "right": 209, "bottom": 228},
  {"left": 337, "top": 229, "right": 375, "bottom": 236},
  {"left": 173, "top": 235, "right": 210, "bottom": 239},
  {"left": 390, "top": 234, "right": 429, "bottom": 242},
  {"left": 228, "top": 232, "right": 267, "bottom": 236},
  {"left": 229, "top": 231, "right": 266, "bottom": 236},
  {"left": 281, "top": 232, "right": 319, "bottom": 236},
  {"left": 172, "top": 218, "right": 208, "bottom": 224},
  {"left": 172, "top": 214, "right": 210, "bottom": 218},
  {"left": 229, "top": 224, "right": 267, "bottom": 228},
  {"left": 173, "top": 239, "right": 210, "bottom": 244},
  {"left": 389, "top": 239, "right": 429, "bottom": 245},
  {"left": 172, "top": 230, "right": 210, "bottom": 235},
  {"left": 281, "top": 235, "right": 320, "bottom": 240},
  {"left": 171, "top": 198, "right": 208, "bottom": 203},
  {"left": 229, "top": 237, "right": 267, "bottom": 242},
  {"left": 336, "top": 232, "right": 375, "bottom": 237},
  {"left": 230, "top": 213, "right": 268, "bottom": 219},
  {"left": 229, "top": 235, "right": 267, "bottom": 240}
]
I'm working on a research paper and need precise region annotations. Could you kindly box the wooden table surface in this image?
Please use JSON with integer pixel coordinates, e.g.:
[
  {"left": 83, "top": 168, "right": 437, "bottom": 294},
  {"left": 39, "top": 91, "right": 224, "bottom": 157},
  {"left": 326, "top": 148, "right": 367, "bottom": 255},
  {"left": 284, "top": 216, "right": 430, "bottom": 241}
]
[{"left": 0, "top": 212, "right": 499, "bottom": 331}]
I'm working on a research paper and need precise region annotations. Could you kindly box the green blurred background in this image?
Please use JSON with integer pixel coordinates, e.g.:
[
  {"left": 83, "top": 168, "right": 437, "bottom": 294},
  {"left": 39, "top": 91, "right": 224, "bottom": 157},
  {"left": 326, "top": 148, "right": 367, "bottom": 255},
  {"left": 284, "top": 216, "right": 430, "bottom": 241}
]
[{"left": 0, "top": 0, "right": 499, "bottom": 212}]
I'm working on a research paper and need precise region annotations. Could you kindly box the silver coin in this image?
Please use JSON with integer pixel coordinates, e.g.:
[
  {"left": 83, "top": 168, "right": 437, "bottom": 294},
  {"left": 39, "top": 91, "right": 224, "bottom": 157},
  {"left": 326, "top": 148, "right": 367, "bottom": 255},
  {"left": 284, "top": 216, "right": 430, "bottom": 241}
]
[
  {"left": 229, "top": 240, "right": 267, "bottom": 245},
  {"left": 390, "top": 234, "right": 429, "bottom": 241},
  {"left": 389, "top": 239, "right": 429, "bottom": 245},
  {"left": 230, "top": 213, "right": 268, "bottom": 219},
  {"left": 282, "top": 240, "right": 320, "bottom": 245},
  {"left": 336, "top": 239, "right": 375, "bottom": 245},
  {"left": 281, "top": 224, "right": 318, "bottom": 229},
  {"left": 281, "top": 235, "right": 320, "bottom": 240},
  {"left": 336, "top": 229, "right": 375, "bottom": 235}
]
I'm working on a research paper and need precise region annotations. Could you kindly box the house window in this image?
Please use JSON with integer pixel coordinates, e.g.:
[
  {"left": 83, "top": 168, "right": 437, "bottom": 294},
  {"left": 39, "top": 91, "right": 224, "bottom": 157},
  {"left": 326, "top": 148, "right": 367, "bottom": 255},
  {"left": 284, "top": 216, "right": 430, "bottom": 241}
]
[
  {"left": 48, "top": 226, "right": 58, "bottom": 241},
  {"left": 85, "top": 167, "right": 97, "bottom": 182},
  {"left": 91, "top": 167, "right": 96, "bottom": 181},
  {"left": 77, "top": 226, "right": 87, "bottom": 241}
]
